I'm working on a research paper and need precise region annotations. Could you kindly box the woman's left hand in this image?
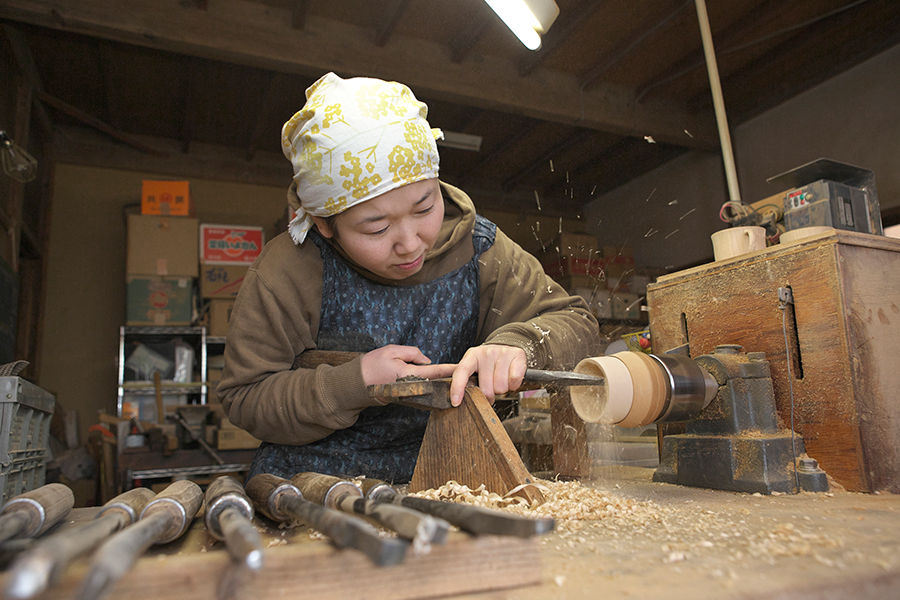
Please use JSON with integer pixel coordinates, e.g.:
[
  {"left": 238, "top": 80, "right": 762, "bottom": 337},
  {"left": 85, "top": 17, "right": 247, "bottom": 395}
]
[{"left": 447, "top": 345, "right": 527, "bottom": 407}]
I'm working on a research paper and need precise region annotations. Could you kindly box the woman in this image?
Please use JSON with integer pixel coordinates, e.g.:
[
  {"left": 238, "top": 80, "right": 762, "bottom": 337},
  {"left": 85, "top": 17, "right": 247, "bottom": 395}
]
[{"left": 217, "top": 72, "right": 603, "bottom": 482}]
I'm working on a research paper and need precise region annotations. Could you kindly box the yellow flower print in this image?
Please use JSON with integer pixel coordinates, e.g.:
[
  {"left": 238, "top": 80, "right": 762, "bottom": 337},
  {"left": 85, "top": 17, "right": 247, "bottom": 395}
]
[
  {"left": 324, "top": 196, "right": 347, "bottom": 215},
  {"left": 339, "top": 151, "right": 383, "bottom": 199}
]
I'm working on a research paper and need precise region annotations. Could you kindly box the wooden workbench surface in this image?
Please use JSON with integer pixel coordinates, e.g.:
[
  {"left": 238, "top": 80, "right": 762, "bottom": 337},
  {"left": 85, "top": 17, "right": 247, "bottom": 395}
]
[{"left": 3, "top": 468, "right": 898, "bottom": 599}]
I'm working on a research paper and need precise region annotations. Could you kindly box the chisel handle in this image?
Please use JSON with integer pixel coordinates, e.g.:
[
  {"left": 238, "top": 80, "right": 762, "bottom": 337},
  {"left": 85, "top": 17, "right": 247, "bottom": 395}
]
[
  {"left": 290, "top": 472, "right": 361, "bottom": 508},
  {"left": 246, "top": 474, "right": 408, "bottom": 567},
  {"left": 0, "top": 483, "right": 75, "bottom": 539},
  {"left": 204, "top": 476, "right": 254, "bottom": 540},
  {"left": 96, "top": 487, "right": 156, "bottom": 525},
  {"left": 139, "top": 480, "right": 203, "bottom": 544},
  {"left": 245, "top": 474, "right": 301, "bottom": 522}
]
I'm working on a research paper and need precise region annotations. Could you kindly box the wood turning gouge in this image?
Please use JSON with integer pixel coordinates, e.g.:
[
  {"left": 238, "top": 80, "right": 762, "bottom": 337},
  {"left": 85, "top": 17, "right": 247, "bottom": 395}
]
[
  {"left": 4, "top": 487, "right": 155, "bottom": 599},
  {"left": 245, "top": 473, "right": 408, "bottom": 567},
  {"left": 77, "top": 480, "right": 203, "bottom": 600},
  {"left": 204, "top": 475, "right": 263, "bottom": 571},
  {"left": 358, "top": 478, "right": 555, "bottom": 538},
  {"left": 290, "top": 472, "right": 450, "bottom": 549},
  {"left": 0, "top": 483, "right": 75, "bottom": 545}
]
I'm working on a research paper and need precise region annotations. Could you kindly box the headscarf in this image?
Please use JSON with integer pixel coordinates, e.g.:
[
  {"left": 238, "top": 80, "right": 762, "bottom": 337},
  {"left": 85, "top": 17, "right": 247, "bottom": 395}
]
[{"left": 281, "top": 72, "right": 443, "bottom": 244}]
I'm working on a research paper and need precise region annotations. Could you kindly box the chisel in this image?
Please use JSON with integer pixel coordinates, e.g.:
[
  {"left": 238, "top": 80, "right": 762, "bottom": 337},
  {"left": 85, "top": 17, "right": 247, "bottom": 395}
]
[
  {"left": 290, "top": 472, "right": 449, "bottom": 549},
  {"left": 244, "top": 473, "right": 408, "bottom": 567},
  {"left": 204, "top": 476, "right": 263, "bottom": 570},
  {"left": 4, "top": 487, "right": 155, "bottom": 599},
  {"left": 358, "top": 478, "right": 555, "bottom": 538},
  {"left": 0, "top": 483, "right": 75, "bottom": 545},
  {"left": 77, "top": 480, "right": 203, "bottom": 600}
]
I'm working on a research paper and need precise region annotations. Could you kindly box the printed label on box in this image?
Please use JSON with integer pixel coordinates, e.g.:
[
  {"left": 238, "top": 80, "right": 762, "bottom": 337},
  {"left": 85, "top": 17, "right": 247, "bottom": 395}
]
[{"left": 201, "top": 224, "right": 265, "bottom": 265}]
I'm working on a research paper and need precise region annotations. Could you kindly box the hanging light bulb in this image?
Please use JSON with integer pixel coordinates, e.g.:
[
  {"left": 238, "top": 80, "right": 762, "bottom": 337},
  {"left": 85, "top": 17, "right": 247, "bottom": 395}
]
[{"left": 1, "top": 130, "right": 38, "bottom": 183}]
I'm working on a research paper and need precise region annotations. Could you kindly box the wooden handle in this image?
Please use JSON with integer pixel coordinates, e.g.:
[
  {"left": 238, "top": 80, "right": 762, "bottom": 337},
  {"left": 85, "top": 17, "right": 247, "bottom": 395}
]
[
  {"left": 245, "top": 474, "right": 302, "bottom": 522},
  {"left": 97, "top": 487, "right": 156, "bottom": 525},
  {"left": 140, "top": 480, "right": 203, "bottom": 544},
  {"left": 204, "top": 476, "right": 254, "bottom": 540},
  {"left": 290, "top": 473, "right": 361, "bottom": 509},
  {"left": 0, "top": 483, "right": 75, "bottom": 538}
]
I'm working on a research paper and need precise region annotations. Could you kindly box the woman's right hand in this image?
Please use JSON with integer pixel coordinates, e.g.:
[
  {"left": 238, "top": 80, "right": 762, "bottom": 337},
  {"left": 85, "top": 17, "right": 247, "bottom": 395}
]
[{"left": 360, "top": 345, "right": 455, "bottom": 386}]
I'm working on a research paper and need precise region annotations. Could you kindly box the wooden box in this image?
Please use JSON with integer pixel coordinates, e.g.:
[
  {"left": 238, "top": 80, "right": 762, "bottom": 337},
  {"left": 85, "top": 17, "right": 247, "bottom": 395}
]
[{"left": 646, "top": 230, "right": 900, "bottom": 493}]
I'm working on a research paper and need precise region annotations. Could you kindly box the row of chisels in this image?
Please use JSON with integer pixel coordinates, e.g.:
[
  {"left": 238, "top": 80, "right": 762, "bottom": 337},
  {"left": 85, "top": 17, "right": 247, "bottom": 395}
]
[{"left": 1, "top": 473, "right": 554, "bottom": 600}]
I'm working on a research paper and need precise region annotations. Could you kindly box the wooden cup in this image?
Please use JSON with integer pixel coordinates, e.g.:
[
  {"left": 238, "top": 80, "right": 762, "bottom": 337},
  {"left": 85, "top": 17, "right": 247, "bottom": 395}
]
[{"left": 711, "top": 226, "right": 766, "bottom": 261}]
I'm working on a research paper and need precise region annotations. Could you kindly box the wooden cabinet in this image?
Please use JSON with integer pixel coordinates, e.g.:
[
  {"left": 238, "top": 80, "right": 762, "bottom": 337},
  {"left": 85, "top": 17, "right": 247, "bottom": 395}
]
[{"left": 646, "top": 230, "right": 900, "bottom": 493}]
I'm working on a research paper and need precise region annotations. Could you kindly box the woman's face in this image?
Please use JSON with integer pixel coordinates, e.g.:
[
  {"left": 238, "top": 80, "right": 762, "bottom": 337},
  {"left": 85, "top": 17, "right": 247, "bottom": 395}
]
[{"left": 312, "top": 178, "right": 445, "bottom": 280}]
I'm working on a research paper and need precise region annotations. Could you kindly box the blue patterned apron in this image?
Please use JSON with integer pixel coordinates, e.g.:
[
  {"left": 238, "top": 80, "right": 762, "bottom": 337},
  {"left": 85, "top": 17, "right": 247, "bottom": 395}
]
[{"left": 248, "top": 216, "right": 496, "bottom": 483}]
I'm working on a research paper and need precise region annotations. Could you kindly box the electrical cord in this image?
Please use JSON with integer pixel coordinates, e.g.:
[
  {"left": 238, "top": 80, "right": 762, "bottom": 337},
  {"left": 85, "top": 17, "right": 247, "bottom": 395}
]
[{"left": 779, "top": 291, "right": 801, "bottom": 493}]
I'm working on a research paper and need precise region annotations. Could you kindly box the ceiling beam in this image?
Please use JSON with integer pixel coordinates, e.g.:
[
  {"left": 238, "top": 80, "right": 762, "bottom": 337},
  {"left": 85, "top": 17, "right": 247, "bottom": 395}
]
[
  {"left": 290, "top": 0, "right": 313, "bottom": 30},
  {"left": 374, "top": 0, "right": 411, "bottom": 47},
  {"left": 0, "top": 0, "right": 719, "bottom": 150},
  {"left": 687, "top": 0, "right": 900, "bottom": 120},
  {"left": 634, "top": 0, "right": 785, "bottom": 103},
  {"left": 579, "top": 0, "right": 693, "bottom": 91},
  {"left": 516, "top": 0, "right": 605, "bottom": 77}
]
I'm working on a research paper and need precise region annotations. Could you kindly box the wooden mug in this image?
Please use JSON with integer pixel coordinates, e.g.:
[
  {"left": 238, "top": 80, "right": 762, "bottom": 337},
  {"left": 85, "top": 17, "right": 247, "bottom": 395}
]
[{"left": 711, "top": 226, "right": 766, "bottom": 261}]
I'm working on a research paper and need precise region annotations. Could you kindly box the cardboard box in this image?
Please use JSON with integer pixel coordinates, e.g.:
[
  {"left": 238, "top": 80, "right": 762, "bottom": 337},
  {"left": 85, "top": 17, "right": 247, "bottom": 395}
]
[
  {"left": 141, "top": 180, "right": 191, "bottom": 216},
  {"left": 127, "top": 215, "right": 199, "bottom": 277},
  {"left": 126, "top": 276, "right": 194, "bottom": 326},
  {"left": 208, "top": 298, "right": 235, "bottom": 337},
  {"left": 199, "top": 263, "right": 249, "bottom": 298},
  {"left": 200, "top": 224, "right": 264, "bottom": 265}
]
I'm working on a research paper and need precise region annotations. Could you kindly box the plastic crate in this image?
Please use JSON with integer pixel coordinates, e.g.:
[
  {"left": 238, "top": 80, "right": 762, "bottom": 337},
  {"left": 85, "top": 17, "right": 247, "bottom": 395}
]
[{"left": 0, "top": 377, "right": 55, "bottom": 505}]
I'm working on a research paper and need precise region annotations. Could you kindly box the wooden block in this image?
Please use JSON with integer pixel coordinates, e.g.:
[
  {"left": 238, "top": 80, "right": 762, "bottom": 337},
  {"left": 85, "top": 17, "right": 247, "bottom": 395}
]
[
  {"left": 23, "top": 530, "right": 541, "bottom": 600},
  {"left": 646, "top": 230, "right": 900, "bottom": 493},
  {"left": 410, "top": 387, "right": 544, "bottom": 505},
  {"left": 550, "top": 388, "right": 591, "bottom": 479}
]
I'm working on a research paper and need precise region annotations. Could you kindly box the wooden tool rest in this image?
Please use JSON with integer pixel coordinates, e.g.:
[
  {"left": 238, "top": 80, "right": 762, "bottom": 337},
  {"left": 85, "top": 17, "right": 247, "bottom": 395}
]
[{"left": 295, "top": 351, "right": 576, "bottom": 505}]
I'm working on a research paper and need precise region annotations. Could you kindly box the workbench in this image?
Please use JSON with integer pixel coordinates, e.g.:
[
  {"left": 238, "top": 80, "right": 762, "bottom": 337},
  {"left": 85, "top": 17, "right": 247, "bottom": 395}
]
[{"left": 5, "top": 468, "right": 898, "bottom": 600}]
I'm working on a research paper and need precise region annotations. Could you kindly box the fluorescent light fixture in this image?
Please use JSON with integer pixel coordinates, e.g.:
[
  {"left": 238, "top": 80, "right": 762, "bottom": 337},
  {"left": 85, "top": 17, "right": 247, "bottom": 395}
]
[
  {"left": 437, "top": 130, "right": 483, "bottom": 152},
  {"left": 484, "top": 0, "right": 560, "bottom": 50}
]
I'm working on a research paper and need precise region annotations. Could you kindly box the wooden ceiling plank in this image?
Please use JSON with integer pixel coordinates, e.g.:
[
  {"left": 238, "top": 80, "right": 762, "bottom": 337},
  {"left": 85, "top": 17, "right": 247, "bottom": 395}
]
[
  {"left": 1, "top": 24, "right": 54, "bottom": 138},
  {"left": 291, "top": 0, "right": 313, "bottom": 30},
  {"left": 456, "top": 124, "right": 536, "bottom": 184},
  {"left": 247, "top": 71, "right": 284, "bottom": 161},
  {"left": 374, "top": 0, "right": 412, "bottom": 48},
  {"left": 688, "top": 1, "right": 900, "bottom": 119},
  {"left": 37, "top": 90, "right": 169, "bottom": 156},
  {"left": 517, "top": 0, "right": 606, "bottom": 78},
  {"left": 0, "top": 0, "right": 718, "bottom": 150},
  {"left": 634, "top": 0, "right": 785, "bottom": 103},
  {"left": 502, "top": 129, "right": 592, "bottom": 191},
  {"left": 579, "top": 0, "right": 693, "bottom": 92},
  {"left": 448, "top": 17, "right": 491, "bottom": 64},
  {"left": 97, "top": 44, "right": 121, "bottom": 130}
]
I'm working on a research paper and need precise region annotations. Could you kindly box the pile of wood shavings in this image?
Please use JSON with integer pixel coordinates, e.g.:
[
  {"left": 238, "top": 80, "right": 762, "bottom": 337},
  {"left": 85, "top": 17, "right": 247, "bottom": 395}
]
[{"left": 413, "top": 479, "right": 665, "bottom": 532}]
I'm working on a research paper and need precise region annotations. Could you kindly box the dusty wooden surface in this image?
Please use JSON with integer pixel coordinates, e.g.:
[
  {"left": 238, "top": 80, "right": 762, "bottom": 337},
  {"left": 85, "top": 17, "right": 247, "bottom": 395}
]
[
  {"left": 646, "top": 230, "right": 900, "bottom": 493},
  {"left": 8, "top": 468, "right": 899, "bottom": 600},
  {"left": 448, "top": 467, "right": 900, "bottom": 600}
]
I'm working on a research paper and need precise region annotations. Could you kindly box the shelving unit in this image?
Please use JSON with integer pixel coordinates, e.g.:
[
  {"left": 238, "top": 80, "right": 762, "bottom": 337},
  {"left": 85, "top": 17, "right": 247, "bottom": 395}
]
[{"left": 116, "top": 326, "right": 208, "bottom": 421}]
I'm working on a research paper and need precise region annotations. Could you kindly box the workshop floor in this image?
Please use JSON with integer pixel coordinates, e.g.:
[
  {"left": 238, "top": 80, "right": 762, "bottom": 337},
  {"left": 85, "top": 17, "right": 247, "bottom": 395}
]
[{"left": 456, "top": 467, "right": 900, "bottom": 600}]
